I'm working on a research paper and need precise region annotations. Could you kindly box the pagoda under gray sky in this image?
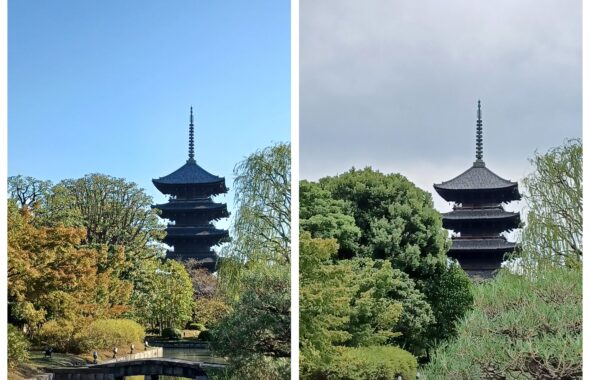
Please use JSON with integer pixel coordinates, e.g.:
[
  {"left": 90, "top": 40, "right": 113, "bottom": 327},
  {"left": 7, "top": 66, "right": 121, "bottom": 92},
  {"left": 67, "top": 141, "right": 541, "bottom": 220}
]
[{"left": 434, "top": 102, "right": 521, "bottom": 278}]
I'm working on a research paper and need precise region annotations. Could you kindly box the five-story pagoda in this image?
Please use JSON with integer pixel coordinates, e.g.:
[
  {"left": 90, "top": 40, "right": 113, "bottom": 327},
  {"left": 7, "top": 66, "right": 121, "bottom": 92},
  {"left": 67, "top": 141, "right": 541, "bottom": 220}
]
[
  {"left": 434, "top": 101, "right": 521, "bottom": 278},
  {"left": 152, "top": 108, "right": 229, "bottom": 272}
]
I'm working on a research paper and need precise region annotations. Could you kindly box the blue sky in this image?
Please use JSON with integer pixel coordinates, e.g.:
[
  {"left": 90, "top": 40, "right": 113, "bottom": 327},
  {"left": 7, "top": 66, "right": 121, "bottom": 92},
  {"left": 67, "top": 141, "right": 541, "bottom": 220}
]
[{"left": 8, "top": 1, "right": 291, "bottom": 217}]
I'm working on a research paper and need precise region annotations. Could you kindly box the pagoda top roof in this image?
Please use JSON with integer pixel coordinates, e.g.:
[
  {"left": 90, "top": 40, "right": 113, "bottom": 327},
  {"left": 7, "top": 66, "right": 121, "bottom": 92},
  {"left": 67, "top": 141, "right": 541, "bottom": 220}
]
[
  {"left": 434, "top": 101, "right": 520, "bottom": 199},
  {"left": 434, "top": 160, "right": 518, "bottom": 191},
  {"left": 153, "top": 160, "right": 225, "bottom": 186},
  {"left": 153, "top": 107, "right": 225, "bottom": 187}
]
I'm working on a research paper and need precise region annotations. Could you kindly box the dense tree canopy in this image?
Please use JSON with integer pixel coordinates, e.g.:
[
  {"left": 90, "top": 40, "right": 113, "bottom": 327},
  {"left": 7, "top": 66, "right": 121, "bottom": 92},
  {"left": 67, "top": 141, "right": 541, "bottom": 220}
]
[
  {"left": 213, "top": 142, "right": 291, "bottom": 379},
  {"left": 8, "top": 200, "right": 132, "bottom": 334},
  {"left": 300, "top": 168, "right": 472, "bottom": 357},
  {"left": 300, "top": 233, "right": 429, "bottom": 378},
  {"left": 306, "top": 168, "right": 449, "bottom": 278},
  {"left": 129, "top": 258, "right": 194, "bottom": 333}
]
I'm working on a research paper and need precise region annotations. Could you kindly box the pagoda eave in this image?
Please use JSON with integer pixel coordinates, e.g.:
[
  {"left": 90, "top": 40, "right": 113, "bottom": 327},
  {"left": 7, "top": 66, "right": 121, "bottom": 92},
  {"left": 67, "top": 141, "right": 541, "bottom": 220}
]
[{"left": 434, "top": 186, "right": 521, "bottom": 203}]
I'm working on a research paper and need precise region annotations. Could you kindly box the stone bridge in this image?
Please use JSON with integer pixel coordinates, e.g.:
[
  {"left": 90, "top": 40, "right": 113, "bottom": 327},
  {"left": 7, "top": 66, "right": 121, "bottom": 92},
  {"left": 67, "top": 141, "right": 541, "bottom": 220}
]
[{"left": 48, "top": 358, "right": 225, "bottom": 380}]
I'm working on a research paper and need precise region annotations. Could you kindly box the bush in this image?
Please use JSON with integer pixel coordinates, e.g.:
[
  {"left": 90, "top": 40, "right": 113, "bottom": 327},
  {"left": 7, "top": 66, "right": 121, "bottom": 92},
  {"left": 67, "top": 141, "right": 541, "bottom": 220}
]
[
  {"left": 198, "top": 330, "right": 213, "bottom": 341},
  {"left": 37, "top": 318, "right": 144, "bottom": 353},
  {"left": 422, "top": 267, "right": 582, "bottom": 379},
  {"left": 85, "top": 319, "right": 145, "bottom": 349},
  {"left": 8, "top": 324, "right": 30, "bottom": 368},
  {"left": 326, "top": 346, "right": 417, "bottom": 380},
  {"left": 162, "top": 327, "right": 182, "bottom": 340},
  {"left": 37, "top": 319, "right": 79, "bottom": 353}
]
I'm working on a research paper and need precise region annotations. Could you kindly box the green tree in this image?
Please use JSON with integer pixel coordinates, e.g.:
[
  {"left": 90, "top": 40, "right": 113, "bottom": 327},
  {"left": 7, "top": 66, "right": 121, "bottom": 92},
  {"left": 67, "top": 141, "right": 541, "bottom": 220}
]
[
  {"left": 56, "top": 174, "right": 166, "bottom": 262},
  {"left": 316, "top": 167, "right": 448, "bottom": 278},
  {"left": 301, "top": 169, "right": 473, "bottom": 355},
  {"left": 8, "top": 324, "right": 30, "bottom": 368},
  {"left": 8, "top": 175, "right": 52, "bottom": 209},
  {"left": 213, "top": 143, "right": 291, "bottom": 379},
  {"left": 212, "top": 266, "right": 290, "bottom": 359},
  {"left": 300, "top": 233, "right": 426, "bottom": 377},
  {"left": 130, "top": 258, "right": 194, "bottom": 334},
  {"left": 224, "top": 142, "right": 291, "bottom": 266},
  {"left": 520, "top": 138, "right": 582, "bottom": 272},
  {"left": 300, "top": 180, "right": 361, "bottom": 255}
]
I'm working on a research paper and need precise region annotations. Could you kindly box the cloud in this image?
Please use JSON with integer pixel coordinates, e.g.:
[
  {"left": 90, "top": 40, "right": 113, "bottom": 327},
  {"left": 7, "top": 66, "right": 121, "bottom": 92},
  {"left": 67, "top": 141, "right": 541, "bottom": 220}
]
[{"left": 300, "top": 0, "right": 582, "bottom": 202}]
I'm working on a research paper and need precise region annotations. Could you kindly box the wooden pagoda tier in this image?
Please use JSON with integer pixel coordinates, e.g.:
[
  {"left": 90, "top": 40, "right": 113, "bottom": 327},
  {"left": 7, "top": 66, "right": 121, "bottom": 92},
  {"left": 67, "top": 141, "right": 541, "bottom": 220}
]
[
  {"left": 433, "top": 101, "right": 521, "bottom": 278},
  {"left": 152, "top": 108, "right": 229, "bottom": 272}
]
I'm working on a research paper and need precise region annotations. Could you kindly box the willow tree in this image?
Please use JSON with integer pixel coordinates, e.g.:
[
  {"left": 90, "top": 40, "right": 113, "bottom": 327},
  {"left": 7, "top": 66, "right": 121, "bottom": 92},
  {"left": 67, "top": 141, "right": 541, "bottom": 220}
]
[
  {"left": 219, "top": 142, "right": 291, "bottom": 293},
  {"left": 520, "top": 138, "right": 582, "bottom": 272}
]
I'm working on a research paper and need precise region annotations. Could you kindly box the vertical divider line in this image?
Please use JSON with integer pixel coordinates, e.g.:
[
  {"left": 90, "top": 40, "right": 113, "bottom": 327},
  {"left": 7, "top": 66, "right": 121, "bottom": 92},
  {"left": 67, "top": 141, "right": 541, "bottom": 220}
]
[{"left": 290, "top": 0, "right": 300, "bottom": 378}]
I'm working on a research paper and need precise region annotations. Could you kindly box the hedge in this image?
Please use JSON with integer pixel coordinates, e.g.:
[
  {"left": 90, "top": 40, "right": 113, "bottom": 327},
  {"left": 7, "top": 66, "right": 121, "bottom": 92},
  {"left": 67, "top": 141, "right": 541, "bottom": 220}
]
[{"left": 326, "top": 346, "right": 417, "bottom": 380}]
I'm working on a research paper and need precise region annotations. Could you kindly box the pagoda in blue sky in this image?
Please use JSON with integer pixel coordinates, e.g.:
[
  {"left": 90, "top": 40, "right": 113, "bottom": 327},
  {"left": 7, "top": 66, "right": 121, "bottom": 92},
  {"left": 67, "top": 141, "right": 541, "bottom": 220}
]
[
  {"left": 152, "top": 108, "right": 229, "bottom": 272},
  {"left": 434, "top": 101, "right": 521, "bottom": 278}
]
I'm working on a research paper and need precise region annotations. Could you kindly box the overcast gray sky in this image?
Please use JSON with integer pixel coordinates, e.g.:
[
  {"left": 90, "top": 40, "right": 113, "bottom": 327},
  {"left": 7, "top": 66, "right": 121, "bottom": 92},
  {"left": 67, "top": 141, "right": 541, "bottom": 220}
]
[{"left": 301, "top": 0, "right": 581, "bottom": 213}]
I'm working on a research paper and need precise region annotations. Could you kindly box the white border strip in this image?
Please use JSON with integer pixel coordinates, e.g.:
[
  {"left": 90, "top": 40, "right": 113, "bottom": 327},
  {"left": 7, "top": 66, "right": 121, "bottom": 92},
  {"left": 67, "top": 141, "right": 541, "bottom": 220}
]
[{"left": 290, "top": 0, "right": 300, "bottom": 378}]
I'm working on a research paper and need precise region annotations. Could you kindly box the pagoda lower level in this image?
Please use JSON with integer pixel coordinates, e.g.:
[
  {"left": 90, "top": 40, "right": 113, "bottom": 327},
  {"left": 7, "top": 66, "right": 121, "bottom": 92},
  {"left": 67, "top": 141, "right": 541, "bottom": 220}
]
[
  {"left": 434, "top": 101, "right": 521, "bottom": 278},
  {"left": 152, "top": 108, "right": 229, "bottom": 272}
]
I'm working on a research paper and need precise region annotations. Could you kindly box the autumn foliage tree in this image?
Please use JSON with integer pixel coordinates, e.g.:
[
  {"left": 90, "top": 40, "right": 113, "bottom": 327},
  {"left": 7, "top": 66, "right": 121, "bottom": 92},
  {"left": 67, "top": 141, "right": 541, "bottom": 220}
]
[{"left": 8, "top": 200, "right": 132, "bottom": 337}]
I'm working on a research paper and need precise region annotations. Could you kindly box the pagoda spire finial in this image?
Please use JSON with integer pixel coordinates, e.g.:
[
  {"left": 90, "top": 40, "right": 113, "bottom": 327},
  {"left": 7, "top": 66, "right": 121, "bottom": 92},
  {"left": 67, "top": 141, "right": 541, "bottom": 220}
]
[
  {"left": 475, "top": 100, "right": 483, "bottom": 161},
  {"left": 188, "top": 106, "right": 195, "bottom": 163}
]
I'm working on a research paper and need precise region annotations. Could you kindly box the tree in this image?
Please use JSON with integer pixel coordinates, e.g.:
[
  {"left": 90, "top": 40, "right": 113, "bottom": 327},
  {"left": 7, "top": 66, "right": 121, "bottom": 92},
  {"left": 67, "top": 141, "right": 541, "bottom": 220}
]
[
  {"left": 300, "top": 233, "right": 428, "bottom": 377},
  {"left": 213, "top": 143, "right": 291, "bottom": 379},
  {"left": 8, "top": 175, "right": 52, "bottom": 209},
  {"left": 226, "top": 142, "right": 291, "bottom": 265},
  {"left": 8, "top": 200, "right": 132, "bottom": 335},
  {"left": 212, "top": 267, "right": 290, "bottom": 359},
  {"left": 301, "top": 169, "right": 474, "bottom": 356},
  {"left": 316, "top": 167, "right": 448, "bottom": 278},
  {"left": 300, "top": 180, "right": 361, "bottom": 256},
  {"left": 130, "top": 259, "right": 194, "bottom": 334},
  {"left": 183, "top": 259, "right": 230, "bottom": 328},
  {"left": 520, "top": 138, "right": 582, "bottom": 272},
  {"left": 54, "top": 173, "right": 166, "bottom": 263}
]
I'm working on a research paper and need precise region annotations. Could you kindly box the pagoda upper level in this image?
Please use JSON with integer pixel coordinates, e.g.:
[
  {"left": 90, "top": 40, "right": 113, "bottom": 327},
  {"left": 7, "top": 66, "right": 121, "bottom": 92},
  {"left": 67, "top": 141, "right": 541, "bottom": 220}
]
[
  {"left": 152, "top": 108, "right": 229, "bottom": 272},
  {"left": 433, "top": 101, "right": 521, "bottom": 278}
]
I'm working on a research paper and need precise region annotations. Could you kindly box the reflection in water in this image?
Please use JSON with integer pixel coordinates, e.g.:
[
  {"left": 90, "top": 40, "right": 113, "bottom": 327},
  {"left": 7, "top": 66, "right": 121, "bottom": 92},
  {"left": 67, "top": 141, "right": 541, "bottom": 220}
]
[{"left": 125, "top": 347, "right": 226, "bottom": 380}]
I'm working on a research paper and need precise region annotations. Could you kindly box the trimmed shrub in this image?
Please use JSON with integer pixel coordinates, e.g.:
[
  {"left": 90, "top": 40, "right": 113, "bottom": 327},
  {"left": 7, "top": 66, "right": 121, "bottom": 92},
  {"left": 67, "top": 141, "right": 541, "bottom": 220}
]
[
  {"left": 326, "top": 346, "right": 417, "bottom": 380},
  {"left": 85, "top": 319, "right": 145, "bottom": 349},
  {"left": 37, "top": 319, "right": 78, "bottom": 353},
  {"left": 37, "top": 319, "right": 145, "bottom": 353},
  {"left": 8, "top": 324, "right": 30, "bottom": 368},
  {"left": 198, "top": 330, "right": 213, "bottom": 341},
  {"left": 422, "top": 268, "right": 582, "bottom": 379},
  {"left": 162, "top": 327, "right": 182, "bottom": 340}
]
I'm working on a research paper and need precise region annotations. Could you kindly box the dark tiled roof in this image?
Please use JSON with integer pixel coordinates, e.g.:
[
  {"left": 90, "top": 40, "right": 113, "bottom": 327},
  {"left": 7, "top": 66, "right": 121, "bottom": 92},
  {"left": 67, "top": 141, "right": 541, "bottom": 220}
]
[
  {"left": 153, "top": 200, "right": 227, "bottom": 211},
  {"left": 450, "top": 237, "right": 516, "bottom": 251},
  {"left": 443, "top": 208, "right": 519, "bottom": 221},
  {"left": 434, "top": 161, "right": 517, "bottom": 191},
  {"left": 153, "top": 160, "right": 224, "bottom": 185},
  {"left": 165, "top": 226, "right": 228, "bottom": 237}
]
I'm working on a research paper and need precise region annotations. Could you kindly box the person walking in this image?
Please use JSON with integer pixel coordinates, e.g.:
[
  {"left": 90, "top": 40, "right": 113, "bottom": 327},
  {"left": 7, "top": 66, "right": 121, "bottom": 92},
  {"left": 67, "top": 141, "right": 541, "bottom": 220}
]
[{"left": 112, "top": 347, "right": 118, "bottom": 359}]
